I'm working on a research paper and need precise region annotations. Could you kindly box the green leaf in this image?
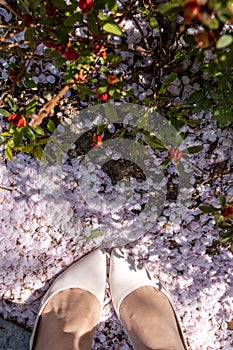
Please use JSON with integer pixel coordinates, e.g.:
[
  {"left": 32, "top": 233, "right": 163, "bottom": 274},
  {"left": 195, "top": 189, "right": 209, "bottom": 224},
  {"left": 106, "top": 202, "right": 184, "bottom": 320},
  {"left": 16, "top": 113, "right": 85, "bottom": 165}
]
[
  {"left": 220, "top": 235, "right": 231, "bottom": 243},
  {"left": 149, "top": 17, "right": 158, "bottom": 30},
  {"left": 97, "top": 85, "right": 108, "bottom": 94},
  {"left": 7, "top": 97, "right": 15, "bottom": 111},
  {"left": 5, "top": 146, "right": 13, "bottom": 161},
  {"left": 158, "top": 72, "right": 177, "bottom": 95},
  {"left": 0, "top": 109, "right": 11, "bottom": 117},
  {"left": 220, "top": 195, "right": 226, "bottom": 208},
  {"left": 145, "top": 136, "right": 167, "bottom": 151},
  {"left": 24, "top": 28, "right": 33, "bottom": 42},
  {"left": 18, "top": 145, "right": 34, "bottom": 152},
  {"left": 217, "top": 8, "right": 232, "bottom": 23},
  {"left": 185, "top": 145, "right": 203, "bottom": 154},
  {"left": 24, "top": 126, "right": 36, "bottom": 141},
  {"left": 161, "top": 157, "right": 170, "bottom": 168},
  {"left": 86, "top": 229, "right": 104, "bottom": 240},
  {"left": 208, "top": 17, "right": 219, "bottom": 30},
  {"left": 26, "top": 98, "right": 36, "bottom": 116},
  {"left": 13, "top": 128, "right": 23, "bottom": 147},
  {"left": 34, "top": 147, "right": 45, "bottom": 162},
  {"left": 107, "top": 0, "right": 117, "bottom": 12},
  {"left": 35, "top": 138, "right": 49, "bottom": 146},
  {"left": 28, "top": 0, "right": 41, "bottom": 9},
  {"left": 47, "top": 119, "right": 56, "bottom": 133},
  {"left": 32, "top": 125, "right": 45, "bottom": 136},
  {"left": 17, "top": 0, "right": 30, "bottom": 14},
  {"left": 54, "top": 25, "right": 70, "bottom": 44},
  {"left": 97, "top": 13, "right": 109, "bottom": 21},
  {"left": 51, "top": 0, "right": 69, "bottom": 11},
  {"left": 199, "top": 205, "right": 220, "bottom": 214},
  {"left": 76, "top": 85, "right": 94, "bottom": 95},
  {"left": 0, "top": 131, "right": 11, "bottom": 137},
  {"left": 213, "top": 106, "right": 233, "bottom": 127},
  {"left": 63, "top": 12, "right": 82, "bottom": 26},
  {"left": 24, "top": 76, "right": 38, "bottom": 89},
  {"left": 105, "top": 103, "right": 118, "bottom": 122},
  {"left": 181, "top": 119, "right": 201, "bottom": 127},
  {"left": 216, "top": 35, "right": 233, "bottom": 49},
  {"left": 106, "top": 53, "right": 121, "bottom": 64},
  {"left": 44, "top": 48, "right": 54, "bottom": 58},
  {"left": 97, "top": 124, "right": 105, "bottom": 135},
  {"left": 87, "top": 14, "right": 99, "bottom": 34},
  {"left": 159, "top": 2, "right": 181, "bottom": 15},
  {"left": 102, "top": 20, "right": 122, "bottom": 35}
]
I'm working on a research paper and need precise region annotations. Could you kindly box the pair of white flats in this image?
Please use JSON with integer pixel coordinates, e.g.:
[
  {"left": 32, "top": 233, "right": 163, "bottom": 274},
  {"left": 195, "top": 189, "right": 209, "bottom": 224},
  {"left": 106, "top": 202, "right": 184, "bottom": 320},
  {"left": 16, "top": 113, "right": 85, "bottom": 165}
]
[{"left": 30, "top": 248, "right": 187, "bottom": 349}]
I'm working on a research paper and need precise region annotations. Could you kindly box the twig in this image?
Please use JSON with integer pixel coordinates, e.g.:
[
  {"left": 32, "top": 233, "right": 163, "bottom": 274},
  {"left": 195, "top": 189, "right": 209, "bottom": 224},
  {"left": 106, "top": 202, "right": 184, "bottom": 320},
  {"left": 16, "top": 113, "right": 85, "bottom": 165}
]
[
  {"left": 0, "top": 24, "right": 22, "bottom": 29},
  {"left": 74, "top": 35, "right": 154, "bottom": 57},
  {"left": 0, "top": 185, "right": 12, "bottom": 192},
  {"left": 0, "top": 29, "right": 24, "bottom": 43},
  {"left": 0, "top": 0, "right": 23, "bottom": 20},
  {"left": 29, "top": 84, "right": 74, "bottom": 126},
  {"left": 132, "top": 15, "right": 151, "bottom": 52}
]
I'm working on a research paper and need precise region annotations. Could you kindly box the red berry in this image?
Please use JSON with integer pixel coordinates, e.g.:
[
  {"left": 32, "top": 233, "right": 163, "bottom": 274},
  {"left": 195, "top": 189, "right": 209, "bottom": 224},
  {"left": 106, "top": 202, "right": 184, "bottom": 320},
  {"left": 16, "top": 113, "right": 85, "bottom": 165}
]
[
  {"left": 183, "top": 0, "right": 200, "bottom": 23},
  {"left": 43, "top": 35, "right": 56, "bottom": 48},
  {"left": 8, "top": 70, "right": 22, "bottom": 83},
  {"left": 78, "top": 0, "right": 94, "bottom": 12},
  {"left": 93, "top": 34, "right": 101, "bottom": 41},
  {"left": 22, "top": 14, "right": 34, "bottom": 25},
  {"left": 99, "top": 93, "right": 109, "bottom": 101},
  {"left": 93, "top": 43, "right": 100, "bottom": 52},
  {"left": 168, "top": 148, "right": 183, "bottom": 164},
  {"left": 97, "top": 48, "right": 106, "bottom": 58},
  {"left": 92, "top": 133, "right": 103, "bottom": 147},
  {"left": 45, "top": 1, "right": 56, "bottom": 17},
  {"left": 94, "top": 43, "right": 106, "bottom": 58},
  {"left": 8, "top": 114, "right": 26, "bottom": 128},
  {"left": 221, "top": 206, "right": 233, "bottom": 219},
  {"left": 58, "top": 44, "right": 79, "bottom": 60}
]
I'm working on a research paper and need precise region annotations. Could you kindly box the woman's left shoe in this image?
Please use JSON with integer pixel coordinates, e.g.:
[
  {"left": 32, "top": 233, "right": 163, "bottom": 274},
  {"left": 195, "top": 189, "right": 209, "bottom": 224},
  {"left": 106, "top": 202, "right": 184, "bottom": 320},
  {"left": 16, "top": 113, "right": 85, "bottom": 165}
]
[
  {"left": 30, "top": 248, "right": 107, "bottom": 349},
  {"left": 109, "top": 248, "right": 188, "bottom": 350}
]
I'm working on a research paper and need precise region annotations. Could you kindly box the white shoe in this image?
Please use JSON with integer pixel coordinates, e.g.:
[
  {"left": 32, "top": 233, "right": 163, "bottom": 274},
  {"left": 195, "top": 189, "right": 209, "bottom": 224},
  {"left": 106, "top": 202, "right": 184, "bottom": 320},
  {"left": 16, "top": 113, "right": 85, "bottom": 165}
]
[
  {"left": 109, "top": 248, "right": 188, "bottom": 349},
  {"left": 30, "top": 248, "right": 106, "bottom": 349}
]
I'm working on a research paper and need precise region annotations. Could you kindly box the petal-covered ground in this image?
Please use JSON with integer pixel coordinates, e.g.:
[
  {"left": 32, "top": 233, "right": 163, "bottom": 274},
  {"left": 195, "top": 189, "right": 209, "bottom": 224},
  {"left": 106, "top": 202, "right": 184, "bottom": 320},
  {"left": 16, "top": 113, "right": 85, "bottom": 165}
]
[{"left": 0, "top": 111, "right": 232, "bottom": 349}]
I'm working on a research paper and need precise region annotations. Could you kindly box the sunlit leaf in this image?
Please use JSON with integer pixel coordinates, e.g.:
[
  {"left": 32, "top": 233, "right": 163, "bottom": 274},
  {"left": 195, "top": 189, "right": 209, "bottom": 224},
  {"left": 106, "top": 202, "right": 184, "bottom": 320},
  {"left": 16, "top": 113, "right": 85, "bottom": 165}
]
[{"left": 216, "top": 35, "right": 233, "bottom": 49}]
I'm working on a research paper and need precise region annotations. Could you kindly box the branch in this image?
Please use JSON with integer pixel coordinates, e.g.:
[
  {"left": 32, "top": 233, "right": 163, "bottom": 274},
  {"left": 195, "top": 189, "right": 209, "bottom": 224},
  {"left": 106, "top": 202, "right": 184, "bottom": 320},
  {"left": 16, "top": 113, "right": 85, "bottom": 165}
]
[
  {"left": 29, "top": 69, "right": 93, "bottom": 126},
  {"left": 29, "top": 84, "right": 72, "bottom": 126},
  {"left": 0, "top": 30, "right": 24, "bottom": 43},
  {"left": 74, "top": 35, "right": 154, "bottom": 57},
  {"left": 0, "top": 0, "right": 23, "bottom": 20}
]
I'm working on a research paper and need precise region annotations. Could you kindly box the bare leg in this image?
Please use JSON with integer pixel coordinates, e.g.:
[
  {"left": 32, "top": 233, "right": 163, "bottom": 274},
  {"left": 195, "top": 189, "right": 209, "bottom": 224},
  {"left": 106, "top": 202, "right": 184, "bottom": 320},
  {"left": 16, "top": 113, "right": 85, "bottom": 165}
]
[
  {"left": 34, "top": 288, "right": 101, "bottom": 350},
  {"left": 119, "top": 286, "right": 185, "bottom": 350}
]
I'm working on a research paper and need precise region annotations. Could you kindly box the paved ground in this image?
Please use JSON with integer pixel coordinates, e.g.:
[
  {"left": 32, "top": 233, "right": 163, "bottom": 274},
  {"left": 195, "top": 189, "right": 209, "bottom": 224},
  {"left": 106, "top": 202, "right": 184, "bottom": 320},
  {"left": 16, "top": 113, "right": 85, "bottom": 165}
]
[{"left": 0, "top": 317, "right": 31, "bottom": 350}]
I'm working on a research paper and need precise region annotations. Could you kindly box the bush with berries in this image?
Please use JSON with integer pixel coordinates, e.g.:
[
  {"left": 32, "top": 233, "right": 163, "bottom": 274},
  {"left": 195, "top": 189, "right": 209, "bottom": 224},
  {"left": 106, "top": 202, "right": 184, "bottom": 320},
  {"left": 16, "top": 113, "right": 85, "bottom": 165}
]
[{"left": 0, "top": 0, "right": 232, "bottom": 161}]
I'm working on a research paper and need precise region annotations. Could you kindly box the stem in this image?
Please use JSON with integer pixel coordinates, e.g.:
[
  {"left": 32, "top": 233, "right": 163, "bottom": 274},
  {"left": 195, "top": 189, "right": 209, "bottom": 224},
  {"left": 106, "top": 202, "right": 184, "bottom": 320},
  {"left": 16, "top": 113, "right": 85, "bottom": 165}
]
[
  {"left": 0, "top": 186, "right": 12, "bottom": 192},
  {"left": 0, "top": 30, "right": 24, "bottom": 43},
  {"left": 29, "top": 84, "right": 74, "bottom": 126},
  {"left": 0, "top": 24, "right": 22, "bottom": 29},
  {"left": 0, "top": 0, "right": 23, "bottom": 20},
  {"left": 73, "top": 35, "right": 154, "bottom": 57}
]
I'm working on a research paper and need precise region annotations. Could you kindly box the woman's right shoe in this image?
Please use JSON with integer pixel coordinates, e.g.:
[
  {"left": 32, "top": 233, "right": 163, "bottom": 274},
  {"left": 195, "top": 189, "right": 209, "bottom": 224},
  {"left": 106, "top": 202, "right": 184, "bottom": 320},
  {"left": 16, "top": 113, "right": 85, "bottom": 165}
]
[
  {"left": 30, "top": 248, "right": 107, "bottom": 350},
  {"left": 109, "top": 248, "right": 188, "bottom": 350}
]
